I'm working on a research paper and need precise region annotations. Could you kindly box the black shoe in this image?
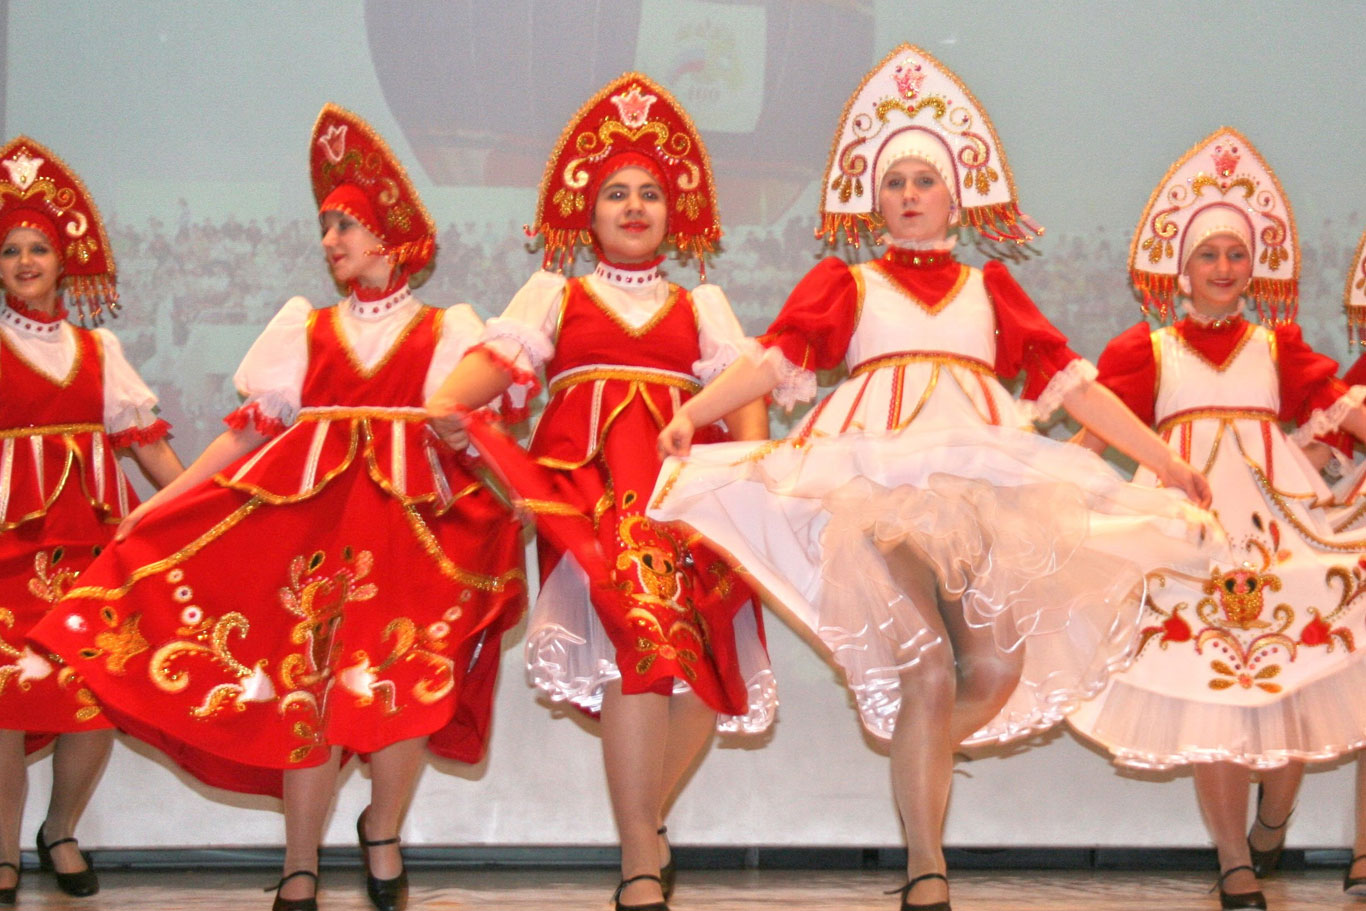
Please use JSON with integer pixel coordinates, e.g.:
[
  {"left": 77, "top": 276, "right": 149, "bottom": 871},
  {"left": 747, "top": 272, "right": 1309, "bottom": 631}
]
[
  {"left": 888, "top": 872, "right": 951, "bottom": 911},
  {"left": 612, "top": 873, "right": 669, "bottom": 911},
  {"left": 1345, "top": 853, "right": 1366, "bottom": 894},
  {"left": 1247, "top": 782, "right": 1293, "bottom": 878},
  {"left": 357, "top": 807, "right": 408, "bottom": 911},
  {"left": 0, "top": 861, "right": 18, "bottom": 906},
  {"left": 36, "top": 822, "right": 99, "bottom": 897},
  {"left": 657, "top": 825, "right": 675, "bottom": 901},
  {"left": 264, "top": 869, "right": 318, "bottom": 911},
  {"left": 1213, "top": 865, "right": 1266, "bottom": 910}
]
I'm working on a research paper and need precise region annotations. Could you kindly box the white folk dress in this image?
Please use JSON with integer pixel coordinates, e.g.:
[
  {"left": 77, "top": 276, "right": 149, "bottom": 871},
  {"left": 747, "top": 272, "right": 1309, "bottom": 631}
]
[
  {"left": 1069, "top": 316, "right": 1366, "bottom": 768},
  {"left": 650, "top": 249, "right": 1214, "bottom": 744}
]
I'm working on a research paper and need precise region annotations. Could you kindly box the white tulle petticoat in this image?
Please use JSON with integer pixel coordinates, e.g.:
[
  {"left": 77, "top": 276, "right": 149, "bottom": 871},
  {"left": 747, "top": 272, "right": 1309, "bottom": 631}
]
[{"left": 649, "top": 423, "right": 1216, "bottom": 744}]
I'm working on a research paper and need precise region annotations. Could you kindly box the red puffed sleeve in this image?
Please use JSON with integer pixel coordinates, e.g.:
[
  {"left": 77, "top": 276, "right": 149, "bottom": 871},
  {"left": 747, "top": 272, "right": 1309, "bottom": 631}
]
[
  {"left": 983, "top": 260, "right": 1084, "bottom": 401},
  {"left": 758, "top": 257, "right": 860, "bottom": 372},
  {"left": 1094, "top": 322, "right": 1159, "bottom": 427},
  {"left": 1275, "top": 323, "right": 1346, "bottom": 423}
]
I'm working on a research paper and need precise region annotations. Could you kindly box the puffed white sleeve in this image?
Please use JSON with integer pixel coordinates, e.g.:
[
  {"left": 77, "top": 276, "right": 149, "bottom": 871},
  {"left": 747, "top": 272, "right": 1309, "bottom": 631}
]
[
  {"left": 423, "top": 303, "right": 485, "bottom": 401},
  {"left": 224, "top": 296, "right": 312, "bottom": 436},
  {"left": 690, "top": 283, "right": 749, "bottom": 384},
  {"left": 97, "top": 328, "right": 171, "bottom": 447},
  {"left": 475, "top": 269, "right": 566, "bottom": 412}
]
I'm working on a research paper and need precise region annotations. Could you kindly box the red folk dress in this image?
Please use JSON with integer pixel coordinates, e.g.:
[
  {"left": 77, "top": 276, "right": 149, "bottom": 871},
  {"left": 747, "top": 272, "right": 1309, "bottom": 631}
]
[
  {"left": 467, "top": 263, "right": 774, "bottom": 733},
  {"left": 32, "top": 287, "right": 525, "bottom": 794},
  {"left": 0, "top": 299, "right": 169, "bottom": 749},
  {"left": 1068, "top": 316, "right": 1366, "bottom": 768},
  {"left": 650, "top": 248, "right": 1213, "bottom": 743}
]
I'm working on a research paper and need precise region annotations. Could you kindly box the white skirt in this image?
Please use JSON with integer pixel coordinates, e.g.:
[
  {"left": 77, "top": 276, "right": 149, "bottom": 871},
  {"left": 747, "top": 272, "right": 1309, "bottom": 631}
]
[{"left": 649, "top": 423, "right": 1216, "bottom": 744}]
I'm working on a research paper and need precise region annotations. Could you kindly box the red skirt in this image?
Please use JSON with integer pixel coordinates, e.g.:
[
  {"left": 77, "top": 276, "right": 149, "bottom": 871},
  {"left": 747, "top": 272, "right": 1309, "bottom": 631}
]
[
  {"left": 32, "top": 454, "right": 525, "bottom": 796},
  {"left": 466, "top": 404, "right": 759, "bottom": 719},
  {"left": 0, "top": 484, "right": 116, "bottom": 750}
]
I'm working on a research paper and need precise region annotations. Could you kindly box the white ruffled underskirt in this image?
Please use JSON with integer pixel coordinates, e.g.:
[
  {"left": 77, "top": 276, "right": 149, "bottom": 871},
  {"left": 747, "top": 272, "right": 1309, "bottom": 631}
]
[
  {"left": 524, "top": 557, "right": 777, "bottom": 734},
  {"left": 650, "top": 424, "right": 1215, "bottom": 744}
]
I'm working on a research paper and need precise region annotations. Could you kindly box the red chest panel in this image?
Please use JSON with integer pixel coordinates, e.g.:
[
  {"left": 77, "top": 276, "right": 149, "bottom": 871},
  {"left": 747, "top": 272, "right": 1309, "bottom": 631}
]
[
  {"left": 300, "top": 306, "right": 440, "bottom": 407},
  {"left": 0, "top": 328, "right": 103, "bottom": 428},
  {"left": 545, "top": 279, "right": 701, "bottom": 378}
]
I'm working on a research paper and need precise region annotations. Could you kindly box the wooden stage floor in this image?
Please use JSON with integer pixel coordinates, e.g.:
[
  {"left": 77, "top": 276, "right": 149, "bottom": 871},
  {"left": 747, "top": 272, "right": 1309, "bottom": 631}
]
[{"left": 4, "top": 867, "right": 1362, "bottom": 910}]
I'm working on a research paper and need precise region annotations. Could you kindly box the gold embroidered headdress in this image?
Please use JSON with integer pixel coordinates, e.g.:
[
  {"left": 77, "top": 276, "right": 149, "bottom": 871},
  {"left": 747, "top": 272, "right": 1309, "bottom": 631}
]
[
  {"left": 1130, "top": 127, "right": 1298, "bottom": 324},
  {"left": 1345, "top": 226, "right": 1366, "bottom": 348},
  {"left": 819, "top": 43, "right": 1041, "bottom": 247},
  {"left": 0, "top": 136, "right": 117, "bottom": 323}
]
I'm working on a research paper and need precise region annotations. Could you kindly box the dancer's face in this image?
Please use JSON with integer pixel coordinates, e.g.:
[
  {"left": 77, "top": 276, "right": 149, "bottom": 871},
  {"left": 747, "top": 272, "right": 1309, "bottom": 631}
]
[
  {"left": 319, "top": 210, "right": 392, "bottom": 289},
  {"left": 1184, "top": 234, "right": 1252, "bottom": 315},
  {"left": 878, "top": 159, "right": 954, "bottom": 243},
  {"left": 591, "top": 167, "right": 668, "bottom": 263},
  {"left": 0, "top": 227, "right": 61, "bottom": 312}
]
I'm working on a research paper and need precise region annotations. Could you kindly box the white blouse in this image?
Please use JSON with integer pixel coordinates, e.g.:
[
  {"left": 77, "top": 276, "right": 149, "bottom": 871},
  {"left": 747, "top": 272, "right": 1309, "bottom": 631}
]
[
  {"left": 481, "top": 266, "right": 748, "bottom": 394},
  {"left": 0, "top": 302, "right": 161, "bottom": 433},
  {"left": 233, "top": 285, "right": 483, "bottom": 424}
]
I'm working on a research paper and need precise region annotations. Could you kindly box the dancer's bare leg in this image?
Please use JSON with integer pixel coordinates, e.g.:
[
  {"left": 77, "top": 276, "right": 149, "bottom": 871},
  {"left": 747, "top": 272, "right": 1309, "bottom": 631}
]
[
  {"left": 0, "top": 730, "right": 25, "bottom": 890},
  {"left": 1194, "top": 761, "right": 1259, "bottom": 895},
  {"left": 1350, "top": 753, "right": 1366, "bottom": 881},
  {"left": 885, "top": 545, "right": 955, "bottom": 907},
  {"left": 1248, "top": 761, "right": 1303, "bottom": 859},
  {"left": 940, "top": 597, "right": 1024, "bottom": 747},
  {"left": 363, "top": 737, "right": 427, "bottom": 881},
  {"left": 656, "top": 689, "right": 716, "bottom": 876},
  {"left": 602, "top": 682, "right": 670, "bottom": 906},
  {"left": 41, "top": 729, "right": 113, "bottom": 874},
  {"left": 278, "top": 747, "right": 342, "bottom": 902}
]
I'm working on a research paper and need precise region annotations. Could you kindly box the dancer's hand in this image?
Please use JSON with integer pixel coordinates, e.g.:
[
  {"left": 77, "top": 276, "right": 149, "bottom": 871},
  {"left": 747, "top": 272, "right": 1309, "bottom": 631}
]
[
  {"left": 116, "top": 500, "right": 156, "bottom": 540},
  {"left": 428, "top": 408, "right": 470, "bottom": 450},
  {"left": 1156, "top": 454, "right": 1212, "bottom": 509},
  {"left": 657, "top": 411, "right": 697, "bottom": 459}
]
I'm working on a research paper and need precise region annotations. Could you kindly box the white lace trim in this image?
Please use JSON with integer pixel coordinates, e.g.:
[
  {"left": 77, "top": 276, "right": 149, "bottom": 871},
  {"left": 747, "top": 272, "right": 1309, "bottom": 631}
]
[
  {"left": 345, "top": 284, "right": 412, "bottom": 321},
  {"left": 480, "top": 317, "right": 555, "bottom": 369},
  {"left": 745, "top": 341, "right": 816, "bottom": 412},
  {"left": 1180, "top": 299, "right": 1246, "bottom": 327},
  {"left": 240, "top": 389, "right": 299, "bottom": 427},
  {"left": 594, "top": 260, "right": 663, "bottom": 290},
  {"left": 0, "top": 301, "right": 64, "bottom": 336},
  {"left": 885, "top": 235, "right": 958, "bottom": 252},
  {"left": 1291, "top": 385, "right": 1366, "bottom": 446},
  {"left": 1019, "top": 357, "right": 1098, "bottom": 424},
  {"left": 693, "top": 338, "right": 744, "bottom": 385}
]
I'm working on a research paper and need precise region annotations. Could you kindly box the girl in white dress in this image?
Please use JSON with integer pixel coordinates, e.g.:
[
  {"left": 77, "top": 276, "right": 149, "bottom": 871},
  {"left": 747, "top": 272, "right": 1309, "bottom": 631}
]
[{"left": 651, "top": 45, "right": 1215, "bottom": 911}]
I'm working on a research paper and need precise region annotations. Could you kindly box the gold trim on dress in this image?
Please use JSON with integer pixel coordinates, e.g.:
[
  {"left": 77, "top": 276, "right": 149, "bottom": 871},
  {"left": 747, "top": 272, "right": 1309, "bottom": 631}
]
[
  {"left": 0, "top": 323, "right": 86, "bottom": 388},
  {"left": 850, "top": 350, "right": 993, "bottom": 379},
  {"left": 1162, "top": 322, "right": 1261, "bottom": 373},
  {"left": 579, "top": 278, "right": 683, "bottom": 340},
  {"left": 329, "top": 305, "right": 429, "bottom": 380},
  {"left": 547, "top": 366, "right": 701, "bottom": 398},
  {"left": 0, "top": 422, "right": 103, "bottom": 439},
  {"left": 867, "top": 261, "right": 970, "bottom": 316},
  {"left": 400, "top": 503, "right": 525, "bottom": 592},
  {"left": 296, "top": 407, "right": 426, "bottom": 423},
  {"left": 1156, "top": 407, "right": 1278, "bottom": 435}
]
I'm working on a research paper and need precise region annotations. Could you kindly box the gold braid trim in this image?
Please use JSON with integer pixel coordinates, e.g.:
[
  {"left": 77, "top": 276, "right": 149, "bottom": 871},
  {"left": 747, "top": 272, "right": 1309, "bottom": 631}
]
[
  {"left": 0, "top": 422, "right": 103, "bottom": 438},
  {"left": 1156, "top": 407, "right": 1277, "bottom": 435},
  {"left": 547, "top": 367, "right": 700, "bottom": 398},
  {"left": 400, "top": 503, "right": 525, "bottom": 592},
  {"left": 849, "top": 350, "right": 993, "bottom": 379},
  {"left": 64, "top": 499, "right": 265, "bottom": 601}
]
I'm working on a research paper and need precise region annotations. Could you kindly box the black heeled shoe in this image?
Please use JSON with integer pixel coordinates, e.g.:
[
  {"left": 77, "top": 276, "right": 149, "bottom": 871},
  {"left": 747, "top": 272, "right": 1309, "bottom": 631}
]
[
  {"left": 1345, "top": 853, "right": 1366, "bottom": 894},
  {"left": 1213, "top": 865, "right": 1266, "bottom": 910},
  {"left": 888, "top": 872, "right": 951, "bottom": 911},
  {"left": 0, "top": 861, "right": 19, "bottom": 906},
  {"left": 357, "top": 808, "right": 408, "bottom": 911},
  {"left": 264, "top": 870, "right": 318, "bottom": 911},
  {"left": 35, "top": 822, "right": 99, "bottom": 897},
  {"left": 657, "top": 825, "right": 675, "bottom": 900},
  {"left": 611, "top": 873, "right": 669, "bottom": 911},
  {"left": 1247, "top": 782, "right": 1293, "bottom": 877}
]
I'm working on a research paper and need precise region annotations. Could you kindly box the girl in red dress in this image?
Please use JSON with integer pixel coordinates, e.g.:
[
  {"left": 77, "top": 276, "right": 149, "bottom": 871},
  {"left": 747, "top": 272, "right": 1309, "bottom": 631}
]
[
  {"left": 1065, "top": 129, "right": 1366, "bottom": 910},
  {"left": 651, "top": 46, "right": 1214, "bottom": 911},
  {"left": 0, "top": 137, "right": 182, "bottom": 903},
  {"left": 427, "top": 75, "right": 772, "bottom": 911},
  {"left": 30, "top": 105, "right": 526, "bottom": 911}
]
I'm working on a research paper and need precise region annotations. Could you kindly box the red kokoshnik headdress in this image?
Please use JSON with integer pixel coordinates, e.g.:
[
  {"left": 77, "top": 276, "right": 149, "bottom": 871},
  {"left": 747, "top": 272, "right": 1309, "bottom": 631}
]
[
  {"left": 310, "top": 103, "right": 437, "bottom": 280},
  {"left": 531, "top": 73, "right": 721, "bottom": 275},
  {"left": 820, "top": 43, "right": 1042, "bottom": 248},
  {"left": 0, "top": 135, "right": 117, "bottom": 324},
  {"left": 1344, "top": 225, "right": 1366, "bottom": 348},
  {"left": 1129, "top": 126, "right": 1298, "bottom": 324}
]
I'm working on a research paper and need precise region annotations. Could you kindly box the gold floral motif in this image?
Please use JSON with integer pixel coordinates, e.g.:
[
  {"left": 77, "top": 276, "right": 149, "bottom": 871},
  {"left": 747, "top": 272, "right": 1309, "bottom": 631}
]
[
  {"left": 278, "top": 548, "right": 376, "bottom": 690},
  {"left": 149, "top": 610, "right": 253, "bottom": 714},
  {"left": 1197, "top": 564, "right": 1283, "bottom": 630},
  {"left": 28, "top": 548, "right": 79, "bottom": 603},
  {"left": 616, "top": 515, "right": 684, "bottom": 607},
  {"left": 92, "top": 608, "right": 150, "bottom": 673}
]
